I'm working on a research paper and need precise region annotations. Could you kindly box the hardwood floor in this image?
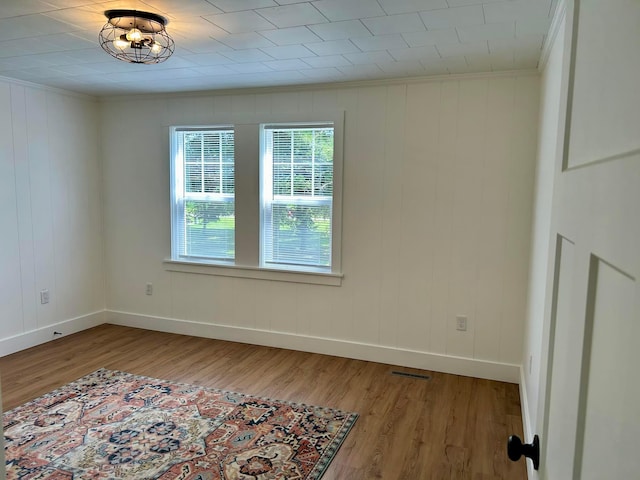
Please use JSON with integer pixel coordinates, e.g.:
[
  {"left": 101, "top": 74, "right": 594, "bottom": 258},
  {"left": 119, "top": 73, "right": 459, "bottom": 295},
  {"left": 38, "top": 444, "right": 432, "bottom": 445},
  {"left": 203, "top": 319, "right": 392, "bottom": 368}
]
[{"left": 0, "top": 324, "right": 526, "bottom": 479}]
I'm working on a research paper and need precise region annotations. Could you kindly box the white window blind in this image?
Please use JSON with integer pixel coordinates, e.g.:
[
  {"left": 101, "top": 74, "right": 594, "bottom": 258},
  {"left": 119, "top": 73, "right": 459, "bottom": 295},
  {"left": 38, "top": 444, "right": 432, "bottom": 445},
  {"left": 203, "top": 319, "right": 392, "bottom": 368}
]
[
  {"left": 261, "top": 124, "right": 334, "bottom": 269},
  {"left": 171, "top": 127, "right": 235, "bottom": 261}
]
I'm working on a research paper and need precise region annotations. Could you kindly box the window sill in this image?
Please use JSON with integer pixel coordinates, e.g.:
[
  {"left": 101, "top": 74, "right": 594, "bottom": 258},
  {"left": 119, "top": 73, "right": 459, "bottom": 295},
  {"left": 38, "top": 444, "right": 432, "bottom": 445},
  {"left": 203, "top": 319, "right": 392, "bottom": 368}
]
[{"left": 163, "top": 259, "right": 343, "bottom": 286}]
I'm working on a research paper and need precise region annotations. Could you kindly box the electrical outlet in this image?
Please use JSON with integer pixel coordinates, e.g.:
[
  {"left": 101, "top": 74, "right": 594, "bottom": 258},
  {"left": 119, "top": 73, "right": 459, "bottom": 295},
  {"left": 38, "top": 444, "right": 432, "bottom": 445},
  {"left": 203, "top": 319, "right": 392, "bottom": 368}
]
[
  {"left": 456, "top": 315, "right": 467, "bottom": 331},
  {"left": 40, "top": 289, "right": 50, "bottom": 304},
  {"left": 146, "top": 283, "right": 153, "bottom": 295}
]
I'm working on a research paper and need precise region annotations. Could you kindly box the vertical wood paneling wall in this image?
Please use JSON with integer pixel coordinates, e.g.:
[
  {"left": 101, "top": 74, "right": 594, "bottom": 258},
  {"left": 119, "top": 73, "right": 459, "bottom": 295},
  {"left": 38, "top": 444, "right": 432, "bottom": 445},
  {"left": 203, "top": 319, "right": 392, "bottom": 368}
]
[
  {"left": 0, "top": 79, "right": 104, "bottom": 354},
  {"left": 101, "top": 73, "right": 540, "bottom": 377}
]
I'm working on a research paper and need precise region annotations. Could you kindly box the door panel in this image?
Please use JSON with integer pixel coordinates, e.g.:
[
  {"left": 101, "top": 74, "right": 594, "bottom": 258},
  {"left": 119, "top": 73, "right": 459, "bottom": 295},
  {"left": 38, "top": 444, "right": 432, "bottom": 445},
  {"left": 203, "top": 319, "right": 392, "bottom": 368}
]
[
  {"left": 567, "top": 0, "right": 640, "bottom": 167},
  {"left": 577, "top": 259, "right": 638, "bottom": 479}
]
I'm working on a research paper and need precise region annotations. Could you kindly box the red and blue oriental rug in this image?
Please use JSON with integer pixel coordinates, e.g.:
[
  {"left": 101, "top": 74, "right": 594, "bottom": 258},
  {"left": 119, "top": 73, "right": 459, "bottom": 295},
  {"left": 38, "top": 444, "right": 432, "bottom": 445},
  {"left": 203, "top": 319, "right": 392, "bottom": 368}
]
[{"left": 3, "top": 368, "right": 357, "bottom": 479}]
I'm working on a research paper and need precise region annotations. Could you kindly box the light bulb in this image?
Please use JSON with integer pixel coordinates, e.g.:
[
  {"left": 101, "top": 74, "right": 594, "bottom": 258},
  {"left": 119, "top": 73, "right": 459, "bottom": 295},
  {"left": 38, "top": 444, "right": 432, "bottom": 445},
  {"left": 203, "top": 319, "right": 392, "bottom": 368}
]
[
  {"left": 150, "top": 42, "right": 162, "bottom": 53},
  {"left": 126, "top": 28, "right": 143, "bottom": 42},
  {"left": 113, "top": 37, "right": 129, "bottom": 49}
]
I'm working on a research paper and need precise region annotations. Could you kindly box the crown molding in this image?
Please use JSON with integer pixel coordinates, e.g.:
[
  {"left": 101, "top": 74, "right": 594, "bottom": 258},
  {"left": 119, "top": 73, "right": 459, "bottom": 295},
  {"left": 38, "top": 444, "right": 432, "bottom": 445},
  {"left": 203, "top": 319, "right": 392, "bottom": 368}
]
[
  {"left": 100, "top": 68, "right": 540, "bottom": 103},
  {"left": 0, "top": 74, "right": 97, "bottom": 101}
]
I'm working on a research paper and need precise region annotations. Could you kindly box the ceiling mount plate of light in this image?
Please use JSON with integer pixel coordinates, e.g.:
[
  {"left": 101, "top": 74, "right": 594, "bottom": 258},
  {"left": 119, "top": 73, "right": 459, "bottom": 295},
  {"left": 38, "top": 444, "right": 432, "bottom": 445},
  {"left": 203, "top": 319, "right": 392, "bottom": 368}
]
[{"left": 99, "top": 9, "right": 175, "bottom": 64}]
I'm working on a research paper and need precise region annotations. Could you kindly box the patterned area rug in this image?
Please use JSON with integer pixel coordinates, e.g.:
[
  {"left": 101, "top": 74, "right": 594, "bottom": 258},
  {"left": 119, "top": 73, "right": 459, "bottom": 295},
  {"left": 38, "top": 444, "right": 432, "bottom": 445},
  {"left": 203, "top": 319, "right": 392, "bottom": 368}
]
[{"left": 3, "top": 368, "right": 357, "bottom": 479}]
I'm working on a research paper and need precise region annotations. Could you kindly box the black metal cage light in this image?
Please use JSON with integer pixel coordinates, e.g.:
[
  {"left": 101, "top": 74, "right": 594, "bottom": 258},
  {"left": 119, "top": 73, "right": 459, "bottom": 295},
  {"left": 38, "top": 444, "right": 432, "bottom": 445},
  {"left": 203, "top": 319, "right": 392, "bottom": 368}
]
[{"left": 99, "top": 9, "right": 175, "bottom": 64}]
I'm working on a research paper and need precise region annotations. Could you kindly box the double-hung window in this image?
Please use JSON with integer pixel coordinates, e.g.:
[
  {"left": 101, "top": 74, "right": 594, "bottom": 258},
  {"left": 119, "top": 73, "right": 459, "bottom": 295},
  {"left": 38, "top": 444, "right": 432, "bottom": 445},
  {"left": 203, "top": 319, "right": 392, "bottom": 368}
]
[
  {"left": 171, "top": 127, "right": 235, "bottom": 261},
  {"left": 168, "top": 113, "right": 343, "bottom": 285},
  {"left": 262, "top": 124, "right": 334, "bottom": 269}
]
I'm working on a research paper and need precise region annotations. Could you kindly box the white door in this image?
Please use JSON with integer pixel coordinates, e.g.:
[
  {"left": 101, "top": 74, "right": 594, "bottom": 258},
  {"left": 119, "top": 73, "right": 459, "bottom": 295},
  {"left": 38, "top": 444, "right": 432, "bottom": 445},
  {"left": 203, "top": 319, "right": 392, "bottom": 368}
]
[{"left": 535, "top": 1, "right": 640, "bottom": 478}]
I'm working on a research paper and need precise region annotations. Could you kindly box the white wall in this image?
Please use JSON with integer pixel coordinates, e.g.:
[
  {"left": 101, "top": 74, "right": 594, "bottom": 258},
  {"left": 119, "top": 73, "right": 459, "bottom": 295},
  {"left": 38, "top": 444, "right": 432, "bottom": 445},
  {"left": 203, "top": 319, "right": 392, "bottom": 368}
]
[
  {"left": 0, "top": 78, "right": 105, "bottom": 355},
  {"left": 101, "top": 73, "right": 540, "bottom": 382},
  {"left": 521, "top": 12, "right": 567, "bottom": 436}
]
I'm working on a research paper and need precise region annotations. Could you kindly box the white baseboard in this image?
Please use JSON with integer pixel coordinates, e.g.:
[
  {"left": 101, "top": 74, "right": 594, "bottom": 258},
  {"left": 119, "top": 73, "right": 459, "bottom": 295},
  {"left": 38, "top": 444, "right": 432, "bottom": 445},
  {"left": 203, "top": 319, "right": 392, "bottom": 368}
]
[
  {"left": 519, "top": 366, "right": 535, "bottom": 479},
  {"left": 0, "top": 311, "right": 105, "bottom": 357},
  {"left": 106, "top": 310, "right": 520, "bottom": 383}
]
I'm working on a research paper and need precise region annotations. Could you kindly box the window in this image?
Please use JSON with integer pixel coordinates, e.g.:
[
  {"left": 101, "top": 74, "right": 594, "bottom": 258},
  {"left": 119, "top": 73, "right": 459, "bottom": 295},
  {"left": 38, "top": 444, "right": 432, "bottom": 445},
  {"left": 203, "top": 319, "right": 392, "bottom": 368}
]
[
  {"left": 168, "top": 113, "right": 343, "bottom": 285},
  {"left": 171, "top": 127, "right": 235, "bottom": 261},
  {"left": 262, "top": 125, "right": 334, "bottom": 269}
]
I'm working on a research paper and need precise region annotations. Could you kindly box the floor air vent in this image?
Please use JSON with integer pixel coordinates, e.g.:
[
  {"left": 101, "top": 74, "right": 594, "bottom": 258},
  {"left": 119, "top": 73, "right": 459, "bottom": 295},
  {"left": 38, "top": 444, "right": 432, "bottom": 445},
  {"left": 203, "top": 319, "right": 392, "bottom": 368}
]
[{"left": 391, "top": 371, "right": 431, "bottom": 380}]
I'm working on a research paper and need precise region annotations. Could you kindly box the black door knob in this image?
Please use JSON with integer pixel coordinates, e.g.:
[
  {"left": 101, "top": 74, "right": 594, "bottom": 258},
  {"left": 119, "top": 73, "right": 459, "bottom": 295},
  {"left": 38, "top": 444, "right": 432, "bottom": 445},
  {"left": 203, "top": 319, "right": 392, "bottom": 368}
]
[{"left": 507, "top": 434, "right": 539, "bottom": 470}]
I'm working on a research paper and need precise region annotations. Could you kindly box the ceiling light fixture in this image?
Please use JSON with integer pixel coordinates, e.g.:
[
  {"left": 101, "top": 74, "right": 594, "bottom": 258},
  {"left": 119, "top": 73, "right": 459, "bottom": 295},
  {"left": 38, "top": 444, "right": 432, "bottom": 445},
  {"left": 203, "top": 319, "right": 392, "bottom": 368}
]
[{"left": 99, "top": 9, "right": 175, "bottom": 64}]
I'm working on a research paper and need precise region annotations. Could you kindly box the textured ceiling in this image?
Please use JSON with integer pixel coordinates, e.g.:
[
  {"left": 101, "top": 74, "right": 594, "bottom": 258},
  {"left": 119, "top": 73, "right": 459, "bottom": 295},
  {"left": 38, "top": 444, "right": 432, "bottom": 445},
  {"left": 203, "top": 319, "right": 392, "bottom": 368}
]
[{"left": 0, "top": 0, "right": 557, "bottom": 96}]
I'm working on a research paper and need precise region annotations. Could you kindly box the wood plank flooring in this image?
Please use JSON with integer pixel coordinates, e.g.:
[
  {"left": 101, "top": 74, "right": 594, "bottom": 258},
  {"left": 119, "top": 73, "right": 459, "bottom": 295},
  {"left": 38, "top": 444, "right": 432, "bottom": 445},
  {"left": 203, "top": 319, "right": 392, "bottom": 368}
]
[{"left": 0, "top": 324, "right": 527, "bottom": 479}]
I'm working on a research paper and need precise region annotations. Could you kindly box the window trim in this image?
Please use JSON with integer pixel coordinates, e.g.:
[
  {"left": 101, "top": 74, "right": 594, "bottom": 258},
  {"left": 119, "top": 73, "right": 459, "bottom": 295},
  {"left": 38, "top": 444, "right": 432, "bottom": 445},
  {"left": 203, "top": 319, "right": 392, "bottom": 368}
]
[
  {"left": 167, "top": 111, "right": 344, "bottom": 285},
  {"left": 163, "top": 259, "right": 343, "bottom": 286}
]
